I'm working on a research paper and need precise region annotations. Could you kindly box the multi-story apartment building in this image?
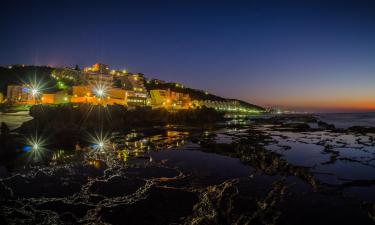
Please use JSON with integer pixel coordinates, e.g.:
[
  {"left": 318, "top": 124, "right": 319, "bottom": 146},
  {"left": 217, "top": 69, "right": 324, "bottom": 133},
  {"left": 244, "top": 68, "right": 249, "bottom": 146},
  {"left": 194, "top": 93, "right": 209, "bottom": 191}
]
[
  {"left": 119, "top": 73, "right": 148, "bottom": 106},
  {"left": 150, "top": 89, "right": 191, "bottom": 109},
  {"left": 83, "top": 63, "right": 113, "bottom": 87}
]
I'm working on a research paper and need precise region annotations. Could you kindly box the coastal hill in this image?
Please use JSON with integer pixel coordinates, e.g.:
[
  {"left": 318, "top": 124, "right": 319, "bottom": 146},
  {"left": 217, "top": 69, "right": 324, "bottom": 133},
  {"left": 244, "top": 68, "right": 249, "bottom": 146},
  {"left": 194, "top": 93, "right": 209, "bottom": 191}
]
[
  {"left": 145, "top": 81, "right": 264, "bottom": 111},
  {"left": 0, "top": 65, "right": 264, "bottom": 111}
]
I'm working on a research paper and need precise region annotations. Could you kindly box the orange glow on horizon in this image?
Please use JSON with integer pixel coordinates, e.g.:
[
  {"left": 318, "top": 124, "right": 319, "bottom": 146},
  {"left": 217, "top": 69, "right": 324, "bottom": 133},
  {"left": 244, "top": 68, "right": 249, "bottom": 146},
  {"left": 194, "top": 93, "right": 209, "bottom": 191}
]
[{"left": 258, "top": 95, "right": 375, "bottom": 112}]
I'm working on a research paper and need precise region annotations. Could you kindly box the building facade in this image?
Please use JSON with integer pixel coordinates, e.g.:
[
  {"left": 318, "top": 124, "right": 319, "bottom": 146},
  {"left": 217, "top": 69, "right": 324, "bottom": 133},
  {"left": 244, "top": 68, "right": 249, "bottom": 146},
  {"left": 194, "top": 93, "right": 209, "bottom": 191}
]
[
  {"left": 6, "top": 85, "right": 35, "bottom": 104},
  {"left": 150, "top": 89, "right": 191, "bottom": 109}
]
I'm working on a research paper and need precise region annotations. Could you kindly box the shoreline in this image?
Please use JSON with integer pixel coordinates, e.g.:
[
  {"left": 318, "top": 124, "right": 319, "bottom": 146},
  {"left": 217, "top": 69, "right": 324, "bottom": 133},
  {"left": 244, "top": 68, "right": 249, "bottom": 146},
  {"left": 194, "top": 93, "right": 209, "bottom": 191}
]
[{"left": 1, "top": 113, "right": 375, "bottom": 224}]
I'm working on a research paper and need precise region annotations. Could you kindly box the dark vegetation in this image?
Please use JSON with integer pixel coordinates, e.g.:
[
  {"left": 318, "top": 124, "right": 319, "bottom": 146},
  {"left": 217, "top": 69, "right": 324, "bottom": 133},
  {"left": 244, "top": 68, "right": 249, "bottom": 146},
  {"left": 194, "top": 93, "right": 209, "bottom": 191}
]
[{"left": 19, "top": 104, "right": 225, "bottom": 133}]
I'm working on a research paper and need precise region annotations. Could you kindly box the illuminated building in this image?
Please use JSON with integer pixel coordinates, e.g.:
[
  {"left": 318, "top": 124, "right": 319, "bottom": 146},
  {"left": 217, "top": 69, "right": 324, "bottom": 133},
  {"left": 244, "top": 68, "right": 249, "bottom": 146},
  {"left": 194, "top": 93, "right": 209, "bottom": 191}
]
[
  {"left": 71, "top": 85, "right": 98, "bottom": 104},
  {"left": 83, "top": 63, "right": 110, "bottom": 74},
  {"left": 120, "top": 73, "right": 146, "bottom": 92},
  {"left": 150, "top": 89, "right": 191, "bottom": 109},
  {"left": 83, "top": 63, "right": 113, "bottom": 87},
  {"left": 41, "top": 91, "right": 70, "bottom": 104},
  {"left": 71, "top": 85, "right": 129, "bottom": 105},
  {"left": 6, "top": 85, "right": 36, "bottom": 104},
  {"left": 192, "top": 100, "right": 262, "bottom": 113},
  {"left": 120, "top": 73, "right": 148, "bottom": 107},
  {"left": 126, "top": 91, "right": 148, "bottom": 107}
]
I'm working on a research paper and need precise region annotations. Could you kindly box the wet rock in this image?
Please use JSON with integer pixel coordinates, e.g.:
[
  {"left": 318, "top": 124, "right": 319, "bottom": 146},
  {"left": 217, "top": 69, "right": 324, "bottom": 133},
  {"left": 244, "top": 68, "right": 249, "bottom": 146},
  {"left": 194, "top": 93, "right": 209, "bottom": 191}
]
[
  {"left": 278, "top": 192, "right": 374, "bottom": 225},
  {"left": 349, "top": 126, "right": 375, "bottom": 134},
  {"left": 184, "top": 178, "right": 286, "bottom": 225},
  {"left": 123, "top": 167, "right": 180, "bottom": 180},
  {"left": 88, "top": 175, "right": 145, "bottom": 197},
  {"left": 276, "top": 123, "right": 311, "bottom": 132},
  {"left": 317, "top": 121, "right": 335, "bottom": 130},
  {"left": 36, "top": 200, "right": 93, "bottom": 218},
  {"left": 99, "top": 186, "right": 198, "bottom": 225},
  {"left": 4, "top": 174, "right": 81, "bottom": 198}
]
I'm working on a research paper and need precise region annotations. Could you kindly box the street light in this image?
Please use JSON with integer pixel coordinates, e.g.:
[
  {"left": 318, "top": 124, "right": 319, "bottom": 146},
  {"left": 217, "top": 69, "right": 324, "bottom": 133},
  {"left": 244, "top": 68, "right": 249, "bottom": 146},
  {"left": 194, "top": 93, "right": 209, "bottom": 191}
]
[
  {"left": 33, "top": 143, "right": 39, "bottom": 151},
  {"left": 31, "top": 88, "right": 40, "bottom": 104},
  {"left": 31, "top": 88, "right": 38, "bottom": 96},
  {"left": 93, "top": 84, "right": 108, "bottom": 105},
  {"left": 98, "top": 141, "right": 104, "bottom": 150},
  {"left": 97, "top": 89, "right": 104, "bottom": 97}
]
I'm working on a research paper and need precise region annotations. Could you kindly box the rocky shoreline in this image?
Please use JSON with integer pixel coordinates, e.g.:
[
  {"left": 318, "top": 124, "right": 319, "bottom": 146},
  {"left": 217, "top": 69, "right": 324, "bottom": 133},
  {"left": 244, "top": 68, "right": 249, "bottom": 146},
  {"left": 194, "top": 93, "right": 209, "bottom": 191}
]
[{"left": 1, "top": 113, "right": 375, "bottom": 224}]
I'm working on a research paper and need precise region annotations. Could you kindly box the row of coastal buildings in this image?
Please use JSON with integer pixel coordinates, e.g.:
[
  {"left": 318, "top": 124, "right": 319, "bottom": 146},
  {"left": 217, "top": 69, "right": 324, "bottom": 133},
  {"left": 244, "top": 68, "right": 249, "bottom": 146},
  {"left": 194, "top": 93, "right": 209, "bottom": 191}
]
[
  {"left": 5, "top": 63, "right": 193, "bottom": 109},
  {"left": 5, "top": 63, "right": 262, "bottom": 112}
]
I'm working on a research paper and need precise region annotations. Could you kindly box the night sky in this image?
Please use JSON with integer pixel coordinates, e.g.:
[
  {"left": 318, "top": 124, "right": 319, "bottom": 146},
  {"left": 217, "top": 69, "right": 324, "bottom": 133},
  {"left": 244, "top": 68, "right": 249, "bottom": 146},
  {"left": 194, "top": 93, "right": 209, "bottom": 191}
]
[{"left": 1, "top": 0, "right": 375, "bottom": 112}]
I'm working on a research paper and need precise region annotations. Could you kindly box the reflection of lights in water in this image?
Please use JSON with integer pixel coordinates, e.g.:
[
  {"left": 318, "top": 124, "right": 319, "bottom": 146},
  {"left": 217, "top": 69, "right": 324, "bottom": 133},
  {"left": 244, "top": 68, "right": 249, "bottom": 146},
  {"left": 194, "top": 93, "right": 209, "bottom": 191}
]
[
  {"left": 33, "top": 143, "right": 39, "bottom": 150},
  {"left": 124, "top": 131, "right": 189, "bottom": 153},
  {"left": 24, "top": 134, "right": 48, "bottom": 161},
  {"left": 51, "top": 150, "right": 69, "bottom": 161},
  {"left": 87, "top": 160, "right": 101, "bottom": 169},
  {"left": 117, "top": 150, "right": 128, "bottom": 162},
  {"left": 88, "top": 131, "right": 112, "bottom": 152}
]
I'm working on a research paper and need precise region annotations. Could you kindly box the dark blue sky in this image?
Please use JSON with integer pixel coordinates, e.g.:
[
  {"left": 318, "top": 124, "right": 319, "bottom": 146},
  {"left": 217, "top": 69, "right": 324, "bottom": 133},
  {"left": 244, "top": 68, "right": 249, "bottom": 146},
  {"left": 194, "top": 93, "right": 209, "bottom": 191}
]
[{"left": 1, "top": 0, "right": 375, "bottom": 111}]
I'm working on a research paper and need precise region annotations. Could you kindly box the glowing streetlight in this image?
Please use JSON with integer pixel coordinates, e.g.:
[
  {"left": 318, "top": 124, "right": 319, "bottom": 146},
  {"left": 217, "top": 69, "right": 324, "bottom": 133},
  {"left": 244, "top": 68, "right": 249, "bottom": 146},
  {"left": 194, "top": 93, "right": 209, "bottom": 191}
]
[
  {"left": 31, "top": 88, "right": 39, "bottom": 96},
  {"left": 30, "top": 87, "right": 40, "bottom": 104},
  {"left": 93, "top": 82, "right": 109, "bottom": 105},
  {"left": 33, "top": 143, "right": 39, "bottom": 150},
  {"left": 97, "top": 89, "right": 104, "bottom": 97},
  {"left": 88, "top": 131, "right": 111, "bottom": 152}
]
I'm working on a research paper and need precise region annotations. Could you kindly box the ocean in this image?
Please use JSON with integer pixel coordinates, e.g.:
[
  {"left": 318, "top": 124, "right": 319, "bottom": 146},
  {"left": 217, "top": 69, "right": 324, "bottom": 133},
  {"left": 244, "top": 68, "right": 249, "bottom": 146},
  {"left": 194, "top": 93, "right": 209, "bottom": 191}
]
[{"left": 317, "top": 112, "right": 375, "bottom": 129}]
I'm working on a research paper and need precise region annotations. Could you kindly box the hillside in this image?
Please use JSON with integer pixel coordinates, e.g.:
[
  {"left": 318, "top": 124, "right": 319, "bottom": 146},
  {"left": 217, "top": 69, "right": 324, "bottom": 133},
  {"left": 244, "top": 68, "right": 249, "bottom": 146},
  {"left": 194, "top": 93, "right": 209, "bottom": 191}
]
[
  {"left": 0, "top": 65, "right": 264, "bottom": 111},
  {"left": 145, "top": 81, "right": 264, "bottom": 111}
]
